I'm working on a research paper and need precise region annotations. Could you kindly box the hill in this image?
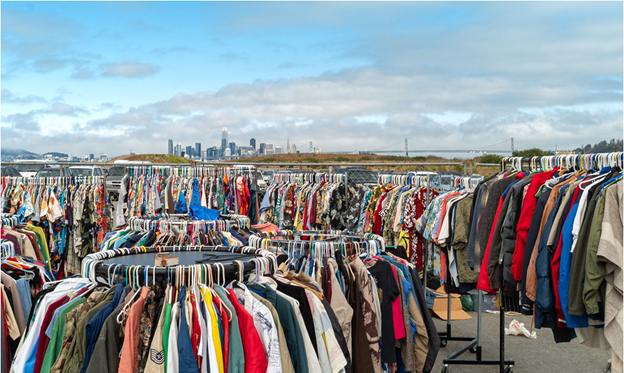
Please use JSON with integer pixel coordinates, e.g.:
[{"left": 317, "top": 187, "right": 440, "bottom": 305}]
[
  {"left": 235, "top": 153, "right": 461, "bottom": 163},
  {"left": 109, "top": 154, "right": 191, "bottom": 164},
  {"left": 1, "top": 148, "right": 38, "bottom": 157}
]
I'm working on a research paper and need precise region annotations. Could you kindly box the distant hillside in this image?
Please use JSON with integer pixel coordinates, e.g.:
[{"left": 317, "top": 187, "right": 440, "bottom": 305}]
[
  {"left": 1, "top": 148, "right": 38, "bottom": 157},
  {"left": 236, "top": 153, "right": 456, "bottom": 163},
  {"left": 109, "top": 154, "right": 191, "bottom": 164},
  {"left": 575, "top": 139, "right": 623, "bottom": 154},
  {"left": 42, "top": 152, "right": 68, "bottom": 158}
]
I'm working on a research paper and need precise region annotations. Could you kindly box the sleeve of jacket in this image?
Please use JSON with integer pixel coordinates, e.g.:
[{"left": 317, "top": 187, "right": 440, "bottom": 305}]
[
  {"left": 487, "top": 192, "right": 513, "bottom": 289},
  {"left": 502, "top": 189, "right": 520, "bottom": 287}
]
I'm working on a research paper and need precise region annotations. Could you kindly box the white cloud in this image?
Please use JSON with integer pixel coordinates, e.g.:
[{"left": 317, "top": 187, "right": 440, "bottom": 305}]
[{"left": 100, "top": 61, "right": 160, "bottom": 78}]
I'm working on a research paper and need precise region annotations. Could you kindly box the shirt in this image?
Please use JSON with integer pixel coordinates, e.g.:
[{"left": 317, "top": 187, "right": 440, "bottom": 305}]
[
  {"left": 225, "top": 288, "right": 268, "bottom": 373},
  {"left": 11, "top": 278, "right": 89, "bottom": 373},
  {"left": 118, "top": 287, "right": 150, "bottom": 373},
  {"left": 228, "top": 281, "right": 282, "bottom": 373}
]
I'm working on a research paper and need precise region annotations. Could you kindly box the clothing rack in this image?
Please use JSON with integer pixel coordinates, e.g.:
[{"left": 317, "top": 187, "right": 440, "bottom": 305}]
[
  {"left": 412, "top": 169, "right": 515, "bottom": 373},
  {"left": 271, "top": 171, "right": 344, "bottom": 184},
  {"left": 126, "top": 214, "right": 251, "bottom": 230},
  {"left": 1, "top": 175, "right": 105, "bottom": 187},
  {"left": 501, "top": 152, "right": 623, "bottom": 173},
  {"left": 378, "top": 172, "right": 435, "bottom": 187},
  {"left": 247, "top": 230, "right": 385, "bottom": 257},
  {"left": 82, "top": 244, "right": 277, "bottom": 286}
]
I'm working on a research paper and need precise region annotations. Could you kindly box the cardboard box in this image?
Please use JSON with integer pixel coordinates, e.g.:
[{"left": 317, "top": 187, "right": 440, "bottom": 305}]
[{"left": 429, "top": 287, "right": 472, "bottom": 320}]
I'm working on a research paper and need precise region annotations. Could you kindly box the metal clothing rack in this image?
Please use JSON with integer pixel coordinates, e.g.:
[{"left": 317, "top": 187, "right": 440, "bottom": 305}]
[
  {"left": 414, "top": 168, "right": 514, "bottom": 373},
  {"left": 83, "top": 245, "right": 277, "bottom": 286}
]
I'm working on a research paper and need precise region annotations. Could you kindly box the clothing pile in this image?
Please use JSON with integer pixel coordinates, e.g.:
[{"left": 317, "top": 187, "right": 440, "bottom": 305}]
[{"left": 1, "top": 177, "right": 110, "bottom": 276}]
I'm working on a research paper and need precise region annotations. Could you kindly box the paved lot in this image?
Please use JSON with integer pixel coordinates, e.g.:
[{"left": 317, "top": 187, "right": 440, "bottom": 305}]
[{"left": 431, "top": 311, "right": 612, "bottom": 373}]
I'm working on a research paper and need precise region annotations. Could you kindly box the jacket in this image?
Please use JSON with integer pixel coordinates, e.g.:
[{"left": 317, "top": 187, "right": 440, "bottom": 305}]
[
  {"left": 501, "top": 175, "right": 533, "bottom": 287},
  {"left": 519, "top": 188, "right": 551, "bottom": 311},
  {"left": 511, "top": 168, "right": 559, "bottom": 283},
  {"left": 225, "top": 289, "right": 268, "bottom": 373}
]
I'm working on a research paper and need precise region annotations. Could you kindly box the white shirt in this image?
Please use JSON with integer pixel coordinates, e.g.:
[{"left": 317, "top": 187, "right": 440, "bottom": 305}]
[
  {"left": 257, "top": 276, "right": 324, "bottom": 373},
  {"left": 229, "top": 281, "right": 283, "bottom": 373},
  {"left": 571, "top": 176, "right": 607, "bottom": 252},
  {"left": 167, "top": 303, "right": 180, "bottom": 373}
]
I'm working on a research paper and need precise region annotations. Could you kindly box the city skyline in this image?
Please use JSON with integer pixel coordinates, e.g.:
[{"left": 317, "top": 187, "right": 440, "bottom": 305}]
[{"left": 166, "top": 126, "right": 303, "bottom": 160}]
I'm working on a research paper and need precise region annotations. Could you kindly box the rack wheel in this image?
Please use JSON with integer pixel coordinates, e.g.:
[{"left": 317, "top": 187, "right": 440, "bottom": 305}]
[
  {"left": 469, "top": 345, "right": 477, "bottom": 353},
  {"left": 441, "top": 365, "right": 449, "bottom": 373},
  {"left": 440, "top": 339, "right": 448, "bottom": 347}
]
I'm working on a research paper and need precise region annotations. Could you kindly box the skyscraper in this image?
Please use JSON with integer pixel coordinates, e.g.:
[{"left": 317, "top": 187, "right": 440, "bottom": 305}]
[
  {"left": 195, "top": 143, "right": 201, "bottom": 159},
  {"left": 168, "top": 139, "right": 173, "bottom": 154},
  {"left": 250, "top": 138, "right": 256, "bottom": 149},
  {"left": 186, "top": 146, "right": 193, "bottom": 158},
  {"left": 229, "top": 142, "right": 236, "bottom": 157},
  {"left": 259, "top": 143, "right": 266, "bottom": 156},
  {"left": 286, "top": 137, "right": 290, "bottom": 154},
  {"left": 221, "top": 127, "right": 228, "bottom": 153}
]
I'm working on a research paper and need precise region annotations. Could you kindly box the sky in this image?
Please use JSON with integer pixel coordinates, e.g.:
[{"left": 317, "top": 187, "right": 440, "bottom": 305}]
[{"left": 1, "top": 1, "right": 623, "bottom": 158}]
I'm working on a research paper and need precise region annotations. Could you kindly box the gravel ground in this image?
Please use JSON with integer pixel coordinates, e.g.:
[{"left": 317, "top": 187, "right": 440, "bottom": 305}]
[{"left": 430, "top": 311, "right": 612, "bottom": 373}]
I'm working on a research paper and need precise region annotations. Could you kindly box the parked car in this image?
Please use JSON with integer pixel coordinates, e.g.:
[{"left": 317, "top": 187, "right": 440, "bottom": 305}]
[
  {"left": 35, "top": 167, "right": 73, "bottom": 178},
  {"left": 69, "top": 166, "right": 105, "bottom": 177},
  {"left": 105, "top": 165, "right": 127, "bottom": 199},
  {"left": 1, "top": 166, "right": 21, "bottom": 177},
  {"left": 335, "top": 167, "right": 378, "bottom": 185},
  {"left": 13, "top": 160, "right": 56, "bottom": 177}
]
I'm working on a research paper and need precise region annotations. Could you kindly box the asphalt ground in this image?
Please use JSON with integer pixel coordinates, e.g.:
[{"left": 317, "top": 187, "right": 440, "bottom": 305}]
[{"left": 430, "top": 311, "right": 612, "bottom": 373}]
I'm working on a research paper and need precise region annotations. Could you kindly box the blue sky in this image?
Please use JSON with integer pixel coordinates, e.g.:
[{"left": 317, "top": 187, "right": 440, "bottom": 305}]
[{"left": 2, "top": 1, "right": 622, "bottom": 157}]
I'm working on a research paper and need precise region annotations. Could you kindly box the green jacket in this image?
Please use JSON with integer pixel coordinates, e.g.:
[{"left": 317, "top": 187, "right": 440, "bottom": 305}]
[{"left": 582, "top": 183, "right": 610, "bottom": 315}]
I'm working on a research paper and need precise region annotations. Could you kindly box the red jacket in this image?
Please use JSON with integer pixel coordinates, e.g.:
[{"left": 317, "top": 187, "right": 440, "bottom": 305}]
[
  {"left": 214, "top": 295, "right": 230, "bottom": 373},
  {"left": 511, "top": 168, "right": 560, "bottom": 282},
  {"left": 226, "top": 289, "right": 268, "bottom": 373}
]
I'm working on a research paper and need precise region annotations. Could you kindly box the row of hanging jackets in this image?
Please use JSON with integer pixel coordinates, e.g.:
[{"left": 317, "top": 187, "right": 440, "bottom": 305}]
[
  {"left": 1, "top": 177, "right": 110, "bottom": 277},
  {"left": 117, "top": 172, "right": 257, "bottom": 228},
  {"left": 8, "top": 243, "right": 442, "bottom": 373},
  {"left": 466, "top": 162, "right": 623, "bottom": 361},
  {"left": 412, "top": 156, "right": 623, "bottom": 365}
]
